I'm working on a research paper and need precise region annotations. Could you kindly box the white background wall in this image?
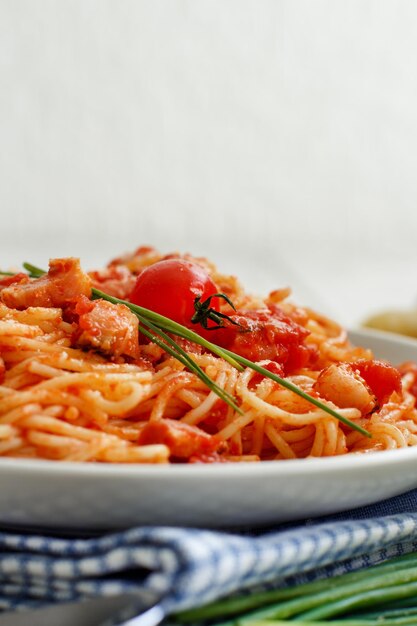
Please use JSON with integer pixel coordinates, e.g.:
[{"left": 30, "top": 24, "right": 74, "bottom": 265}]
[{"left": 1, "top": 0, "right": 417, "bottom": 325}]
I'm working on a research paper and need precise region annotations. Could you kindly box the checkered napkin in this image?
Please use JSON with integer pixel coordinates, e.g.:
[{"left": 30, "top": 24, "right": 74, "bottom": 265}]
[{"left": 3, "top": 489, "right": 417, "bottom": 616}]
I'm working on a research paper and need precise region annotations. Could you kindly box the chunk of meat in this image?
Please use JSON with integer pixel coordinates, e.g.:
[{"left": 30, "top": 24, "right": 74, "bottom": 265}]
[
  {"left": 73, "top": 296, "right": 140, "bottom": 359},
  {"left": 138, "top": 418, "right": 219, "bottom": 459},
  {"left": 89, "top": 265, "right": 136, "bottom": 300},
  {"left": 1, "top": 258, "right": 91, "bottom": 310},
  {"left": 313, "top": 363, "right": 376, "bottom": 414}
]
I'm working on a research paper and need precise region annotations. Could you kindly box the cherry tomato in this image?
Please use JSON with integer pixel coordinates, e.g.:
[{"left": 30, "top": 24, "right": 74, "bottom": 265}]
[{"left": 128, "top": 259, "right": 220, "bottom": 331}]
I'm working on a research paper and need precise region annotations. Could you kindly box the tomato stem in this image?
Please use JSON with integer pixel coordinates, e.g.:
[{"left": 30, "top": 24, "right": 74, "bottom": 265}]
[{"left": 191, "top": 292, "right": 245, "bottom": 331}]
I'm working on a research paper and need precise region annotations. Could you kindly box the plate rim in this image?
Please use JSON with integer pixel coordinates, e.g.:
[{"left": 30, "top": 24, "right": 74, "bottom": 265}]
[{"left": 1, "top": 444, "right": 417, "bottom": 480}]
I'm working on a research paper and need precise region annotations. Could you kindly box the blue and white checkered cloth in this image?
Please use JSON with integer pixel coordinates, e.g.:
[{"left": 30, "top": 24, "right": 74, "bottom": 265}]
[{"left": 3, "top": 489, "right": 417, "bottom": 616}]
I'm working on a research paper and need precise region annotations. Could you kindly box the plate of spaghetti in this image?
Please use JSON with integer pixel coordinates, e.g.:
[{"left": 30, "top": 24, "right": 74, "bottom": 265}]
[{"left": 1, "top": 247, "right": 417, "bottom": 529}]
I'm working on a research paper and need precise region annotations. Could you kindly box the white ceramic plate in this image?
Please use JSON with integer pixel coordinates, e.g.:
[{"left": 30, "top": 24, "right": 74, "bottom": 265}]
[{"left": 1, "top": 328, "right": 417, "bottom": 531}]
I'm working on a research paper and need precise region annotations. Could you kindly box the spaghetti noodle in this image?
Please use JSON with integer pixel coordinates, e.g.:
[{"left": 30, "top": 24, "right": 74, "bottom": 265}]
[{"left": 0, "top": 247, "right": 416, "bottom": 464}]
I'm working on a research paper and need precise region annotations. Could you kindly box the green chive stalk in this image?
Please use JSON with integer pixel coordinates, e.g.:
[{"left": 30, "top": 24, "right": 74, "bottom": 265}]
[
  {"left": 93, "top": 290, "right": 371, "bottom": 436},
  {"left": 137, "top": 314, "right": 242, "bottom": 414},
  {"left": 23, "top": 262, "right": 371, "bottom": 437}
]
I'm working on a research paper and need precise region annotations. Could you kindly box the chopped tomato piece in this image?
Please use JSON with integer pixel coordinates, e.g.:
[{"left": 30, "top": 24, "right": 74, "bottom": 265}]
[
  {"left": 351, "top": 359, "right": 402, "bottom": 406},
  {"left": 210, "top": 305, "right": 314, "bottom": 373},
  {"left": 203, "top": 400, "right": 229, "bottom": 428},
  {"left": 0, "top": 273, "right": 29, "bottom": 290},
  {"left": 73, "top": 294, "right": 94, "bottom": 316},
  {"left": 138, "top": 418, "right": 219, "bottom": 459},
  {"left": 248, "top": 360, "right": 285, "bottom": 387},
  {"left": 73, "top": 296, "right": 139, "bottom": 359},
  {"left": 1, "top": 258, "right": 91, "bottom": 310}
]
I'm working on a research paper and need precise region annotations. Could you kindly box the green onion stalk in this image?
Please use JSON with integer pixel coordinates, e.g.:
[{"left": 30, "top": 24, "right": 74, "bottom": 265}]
[{"left": 174, "top": 552, "right": 417, "bottom": 625}]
